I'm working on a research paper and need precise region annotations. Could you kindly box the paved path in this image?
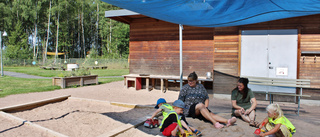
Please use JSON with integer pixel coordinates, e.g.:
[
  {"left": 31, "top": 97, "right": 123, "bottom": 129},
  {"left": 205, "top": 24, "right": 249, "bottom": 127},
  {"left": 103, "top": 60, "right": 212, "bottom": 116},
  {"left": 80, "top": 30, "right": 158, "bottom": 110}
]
[
  {"left": 3, "top": 71, "right": 51, "bottom": 79},
  {"left": 3, "top": 71, "right": 122, "bottom": 79}
]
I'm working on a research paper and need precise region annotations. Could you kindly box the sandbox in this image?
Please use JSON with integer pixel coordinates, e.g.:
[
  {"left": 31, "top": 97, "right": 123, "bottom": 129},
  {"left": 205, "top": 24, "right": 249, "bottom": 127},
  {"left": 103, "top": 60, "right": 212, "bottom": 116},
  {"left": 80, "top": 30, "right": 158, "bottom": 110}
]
[{"left": 0, "top": 95, "right": 154, "bottom": 137}]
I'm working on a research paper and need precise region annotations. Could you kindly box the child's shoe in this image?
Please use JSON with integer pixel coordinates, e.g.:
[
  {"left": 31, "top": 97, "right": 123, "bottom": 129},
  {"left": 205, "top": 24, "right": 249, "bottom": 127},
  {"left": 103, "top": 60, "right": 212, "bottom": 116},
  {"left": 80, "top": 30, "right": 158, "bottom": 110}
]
[
  {"left": 194, "top": 129, "right": 202, "bottom": 136},
  {"left": 194, "top": 130, "right": 202, "bottom": 137}
]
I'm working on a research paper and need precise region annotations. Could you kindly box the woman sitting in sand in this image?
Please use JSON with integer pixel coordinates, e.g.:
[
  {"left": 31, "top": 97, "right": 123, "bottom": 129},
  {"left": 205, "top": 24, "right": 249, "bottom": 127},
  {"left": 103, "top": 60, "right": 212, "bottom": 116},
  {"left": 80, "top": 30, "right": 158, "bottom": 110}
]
[
  {"left": 178, "top": 72, "right": 236, "bottom": 129},
  {"left": 231, "top": 78, "right": 259, "bottom": 127}
]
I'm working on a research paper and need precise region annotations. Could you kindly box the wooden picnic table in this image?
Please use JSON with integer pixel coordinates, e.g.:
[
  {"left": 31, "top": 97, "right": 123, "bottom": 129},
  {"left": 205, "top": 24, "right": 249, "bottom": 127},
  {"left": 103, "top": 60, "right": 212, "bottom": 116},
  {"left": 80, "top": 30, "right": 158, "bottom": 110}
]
[{"left": 123, "top": 74, "right": 213, "bottom": 92}]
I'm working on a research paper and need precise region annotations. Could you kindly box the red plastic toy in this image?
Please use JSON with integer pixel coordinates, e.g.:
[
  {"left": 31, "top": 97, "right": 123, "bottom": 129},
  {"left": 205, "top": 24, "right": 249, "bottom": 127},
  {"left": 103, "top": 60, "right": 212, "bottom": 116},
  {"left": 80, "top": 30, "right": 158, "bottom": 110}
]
[
  {"left": 144, "top": 118, "right": 159, "bottom": 128},
  {"left": 254, "top": 122, "right": 266, "bottom": 135}
]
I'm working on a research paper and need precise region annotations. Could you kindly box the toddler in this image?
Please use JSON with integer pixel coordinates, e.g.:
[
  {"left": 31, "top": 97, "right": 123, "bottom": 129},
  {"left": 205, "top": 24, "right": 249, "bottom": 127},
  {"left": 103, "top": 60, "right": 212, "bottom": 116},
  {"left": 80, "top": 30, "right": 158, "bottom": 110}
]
[{"left": 258, "top": 104, "right": 296, "bottom": 137}]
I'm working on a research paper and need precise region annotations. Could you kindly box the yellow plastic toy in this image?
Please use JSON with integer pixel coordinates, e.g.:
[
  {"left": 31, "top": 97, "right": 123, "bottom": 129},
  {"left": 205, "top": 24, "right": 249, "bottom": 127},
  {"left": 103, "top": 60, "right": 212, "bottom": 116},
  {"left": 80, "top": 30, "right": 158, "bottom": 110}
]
[{"left": 178, "top": 130, "right": 194, "bottom": 137}]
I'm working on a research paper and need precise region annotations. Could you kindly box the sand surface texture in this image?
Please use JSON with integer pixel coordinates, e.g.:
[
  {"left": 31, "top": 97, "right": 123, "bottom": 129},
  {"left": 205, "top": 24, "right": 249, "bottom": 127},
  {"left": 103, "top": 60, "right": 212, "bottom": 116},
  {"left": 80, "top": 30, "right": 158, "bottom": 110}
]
[{"left": 0, "top": 81, "right": 319, "bottom": 137}]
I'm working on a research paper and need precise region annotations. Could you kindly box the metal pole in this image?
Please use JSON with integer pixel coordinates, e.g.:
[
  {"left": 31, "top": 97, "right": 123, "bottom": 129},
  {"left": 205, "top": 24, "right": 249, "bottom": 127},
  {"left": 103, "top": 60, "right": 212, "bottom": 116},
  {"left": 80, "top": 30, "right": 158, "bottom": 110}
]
[
  {"left": 0, "top": 31, "right": 3, "bottom": 76},
  {"left": 179, "top": 24, "right": 183, "bottom": 90}
]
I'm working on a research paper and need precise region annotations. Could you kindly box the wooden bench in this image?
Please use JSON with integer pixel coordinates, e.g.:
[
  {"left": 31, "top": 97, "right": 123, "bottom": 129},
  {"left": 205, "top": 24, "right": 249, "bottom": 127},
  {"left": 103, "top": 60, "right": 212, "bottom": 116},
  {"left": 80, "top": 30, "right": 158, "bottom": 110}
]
[
  {"left": 123, "top": 74, "right": 213, "bottom": 92},
  {"left": 241, "top": 76, "right": 311, "bottom": 116}
]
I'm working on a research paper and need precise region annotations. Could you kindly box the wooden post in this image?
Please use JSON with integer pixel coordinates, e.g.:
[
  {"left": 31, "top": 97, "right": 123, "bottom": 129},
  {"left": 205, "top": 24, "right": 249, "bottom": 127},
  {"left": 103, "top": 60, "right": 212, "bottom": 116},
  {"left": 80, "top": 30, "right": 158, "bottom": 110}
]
[
  {"left": 146, "top": 77, "right": 149, "bottom": 91},
  {"left": 124, "top": 77, "right": 126, "bottom": 88},
  {"left": 96, "top": 76, "right": 98, "bottom": 85},
  {"left": 165, "top": 79, "right": 168, "bottom": 91},
  {"left": 80, "top": 77, "right": 84, "bottom": 86},
  {"left": 61, "top": 78, "right": 66, "bottom": 88},
  {"left": 152, "top": 78, "right": 155, "bottom": 90},
  {"left": 161, "top": 78, "right": 164, "bottom": 92}
]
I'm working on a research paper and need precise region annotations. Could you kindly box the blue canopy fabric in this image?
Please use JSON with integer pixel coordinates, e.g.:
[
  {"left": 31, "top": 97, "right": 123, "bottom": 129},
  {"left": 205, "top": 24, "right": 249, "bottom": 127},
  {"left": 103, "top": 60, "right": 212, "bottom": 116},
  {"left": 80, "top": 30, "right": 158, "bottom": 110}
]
[{"left": 101, "top": 0, "right": 320, "bottom": 27}]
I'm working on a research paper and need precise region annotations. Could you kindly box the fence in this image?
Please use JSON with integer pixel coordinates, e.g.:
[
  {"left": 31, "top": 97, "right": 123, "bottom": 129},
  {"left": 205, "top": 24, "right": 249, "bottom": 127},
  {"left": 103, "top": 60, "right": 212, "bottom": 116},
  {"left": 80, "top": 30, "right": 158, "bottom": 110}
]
[{"left": 2, "top": 58, "right": 129, "bottom": 69}]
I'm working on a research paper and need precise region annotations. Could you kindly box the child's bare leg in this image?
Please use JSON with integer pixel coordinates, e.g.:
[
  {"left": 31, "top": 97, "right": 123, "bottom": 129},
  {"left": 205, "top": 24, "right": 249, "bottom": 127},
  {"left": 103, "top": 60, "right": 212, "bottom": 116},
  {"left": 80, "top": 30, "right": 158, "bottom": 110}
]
[
  {"left": 177, "top": 126, "right": 185, "bottom": 135},
  {"left": 189, "top": 126, "right": 196, "bottom": 132},
  {"left": 171, "top": 125, "right": 179, "bottom": 136},
  {"left": 278, "top": 124, "right": 291, "bottom": 137}
]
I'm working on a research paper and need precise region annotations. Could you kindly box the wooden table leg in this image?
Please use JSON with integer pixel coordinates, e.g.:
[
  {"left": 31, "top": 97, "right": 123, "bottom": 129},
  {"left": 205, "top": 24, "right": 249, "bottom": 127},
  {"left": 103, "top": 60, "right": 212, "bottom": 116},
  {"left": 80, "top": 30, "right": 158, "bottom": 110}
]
[
  {"left": 152, "top": 78, "right": 155, "bottom": 90},
  {"left": 146, "top": 78, "right": 149, "bottom": 91},
  {"left": 124, "top": 77, "right": 127, "bottom": 88},
  {"left": 161, "top": 78, "right": 164, "bottom": 92},
  {"left": 165, "top": 79, "right": 168, "bottom": 92}
]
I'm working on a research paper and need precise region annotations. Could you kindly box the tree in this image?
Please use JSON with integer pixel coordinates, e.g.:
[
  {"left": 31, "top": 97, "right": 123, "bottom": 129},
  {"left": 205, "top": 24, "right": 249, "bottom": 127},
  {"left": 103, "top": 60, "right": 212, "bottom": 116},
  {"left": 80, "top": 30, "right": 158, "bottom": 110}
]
[
  {"left": 1, "top": 0, "right": 130, "bottom": 61},
  {"left": 0, "top": 0, "right": 10, "bottom": 31},
  {"left": 44, "top": 0, "right": 52, "bottom": 62},
  {"left": 6, "top": 21, "right": 31, "bottom": 59},
  {"left": 113, "top": 23, "right": 129, "bottom": 59}
]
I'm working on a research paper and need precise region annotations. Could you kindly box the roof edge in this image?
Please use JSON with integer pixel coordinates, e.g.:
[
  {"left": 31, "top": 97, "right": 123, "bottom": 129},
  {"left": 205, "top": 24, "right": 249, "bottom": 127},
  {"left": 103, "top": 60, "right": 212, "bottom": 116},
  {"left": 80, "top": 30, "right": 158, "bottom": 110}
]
[{"left": 105, "top": 9, "right": 140, "bottom": 18}]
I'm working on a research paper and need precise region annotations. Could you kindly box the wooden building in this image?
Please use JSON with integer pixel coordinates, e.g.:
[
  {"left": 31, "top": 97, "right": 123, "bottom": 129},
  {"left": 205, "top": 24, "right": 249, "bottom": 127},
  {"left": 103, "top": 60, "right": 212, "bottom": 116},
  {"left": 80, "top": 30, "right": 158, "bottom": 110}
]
[{"left": 106, "top": 10, "right": 320, "bottom": 98}]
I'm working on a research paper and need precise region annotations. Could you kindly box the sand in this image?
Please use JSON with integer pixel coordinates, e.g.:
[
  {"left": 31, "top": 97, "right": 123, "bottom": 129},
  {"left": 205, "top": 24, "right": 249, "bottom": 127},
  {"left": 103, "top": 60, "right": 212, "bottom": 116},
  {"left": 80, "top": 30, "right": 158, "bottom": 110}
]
[{"left": 0, "top": 81, "right": 320, "bottom": 137}]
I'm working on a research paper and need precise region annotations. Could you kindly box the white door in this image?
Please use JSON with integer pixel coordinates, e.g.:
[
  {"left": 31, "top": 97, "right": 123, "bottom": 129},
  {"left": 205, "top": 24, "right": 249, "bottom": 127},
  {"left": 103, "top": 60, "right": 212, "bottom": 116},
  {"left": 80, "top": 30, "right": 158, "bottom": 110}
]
[{"left": 241, "top": 29, "right": 297, "bottom": 93}]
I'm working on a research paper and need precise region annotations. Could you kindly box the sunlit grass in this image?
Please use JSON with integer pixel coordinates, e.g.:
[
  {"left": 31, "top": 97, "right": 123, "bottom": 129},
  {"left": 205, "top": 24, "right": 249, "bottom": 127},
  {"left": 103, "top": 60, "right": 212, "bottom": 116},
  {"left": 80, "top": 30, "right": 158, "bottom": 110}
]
[
  {"left": 0, "top": 76, "right": 60, "bottom": 98},
  {"left": 0, "top": 76, "right": 125, "bottom": 98},
  {"left": 0, "top": 66, "right": 127, "bottom": 98}
]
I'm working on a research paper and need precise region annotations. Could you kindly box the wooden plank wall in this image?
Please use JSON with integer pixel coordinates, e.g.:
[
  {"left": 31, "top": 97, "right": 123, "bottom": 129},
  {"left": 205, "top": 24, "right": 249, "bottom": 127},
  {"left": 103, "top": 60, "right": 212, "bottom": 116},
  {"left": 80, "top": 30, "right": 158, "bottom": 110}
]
[
  {"left": 297, "top": 15, "right": 320, "bottom": 88},
  {"left": 212, "top": 27, "right": 240, "bottom": 93},
  {"left": 300, "top": 55, "right": 320, "bottom": 88},
  {"left": 213, "top": 14, "right": 320, "bottom": 91},
  {"left": 127, "top": 14, "right": 320, "bottom": 91},
  {"left": 300, "top": 34, "right": 320, "bottom": 88},
  {"left": 129, "top": 18, "right": 214, "bottom": 77},
  {"left": 213, "top": 27, "right": 239, "bottom": 76}
]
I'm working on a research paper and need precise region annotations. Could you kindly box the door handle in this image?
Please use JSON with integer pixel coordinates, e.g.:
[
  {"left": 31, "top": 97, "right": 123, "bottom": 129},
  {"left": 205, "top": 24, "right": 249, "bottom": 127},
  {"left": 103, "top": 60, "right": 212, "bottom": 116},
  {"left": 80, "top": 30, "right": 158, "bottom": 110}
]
[{"left": 269, "top": 66, "right": 273, "bottom": 69}]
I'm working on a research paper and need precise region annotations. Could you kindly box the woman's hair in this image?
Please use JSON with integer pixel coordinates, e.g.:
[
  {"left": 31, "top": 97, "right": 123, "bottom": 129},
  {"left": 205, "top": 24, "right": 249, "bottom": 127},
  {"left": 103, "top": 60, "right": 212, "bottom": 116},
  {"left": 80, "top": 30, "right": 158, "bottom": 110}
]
[
  {"left": 266, "top": 103, "right": 284, "bottom": 118},
  {"left": 188, "top": 71, "right": 198, "bottom": 80},
  {"left": 234, "top": 78, "right": 249, "bottom": 100}
]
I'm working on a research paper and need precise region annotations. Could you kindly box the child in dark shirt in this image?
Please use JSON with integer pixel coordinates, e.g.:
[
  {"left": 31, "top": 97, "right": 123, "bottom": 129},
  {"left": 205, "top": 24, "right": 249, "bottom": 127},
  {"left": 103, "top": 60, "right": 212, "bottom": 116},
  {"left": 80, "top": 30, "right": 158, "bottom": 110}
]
[{"left": 160, "top": 100, "right": 201, "bottom": 137}]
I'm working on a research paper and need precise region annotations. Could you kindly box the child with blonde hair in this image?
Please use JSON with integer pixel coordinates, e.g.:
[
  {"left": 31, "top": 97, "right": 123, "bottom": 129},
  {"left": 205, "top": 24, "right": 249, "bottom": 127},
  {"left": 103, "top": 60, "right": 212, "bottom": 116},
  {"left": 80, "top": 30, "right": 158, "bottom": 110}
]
[{"left": 258, "top": 104, "right": 296, "bottom": 137}]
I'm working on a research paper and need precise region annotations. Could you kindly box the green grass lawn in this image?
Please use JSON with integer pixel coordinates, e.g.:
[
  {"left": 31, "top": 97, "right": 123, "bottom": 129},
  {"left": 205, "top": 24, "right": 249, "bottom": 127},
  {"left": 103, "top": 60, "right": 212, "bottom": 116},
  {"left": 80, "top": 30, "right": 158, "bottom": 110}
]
[
  {"left": 0, "top": 76, "right": 60, "bottom": 98},
  {"left": 98, "top": 77, "right": 124, "bottom": 84},
  {"left": 0, "top": 66, "right": 128, "bottom": 98},
  {"left": 4, "top": 66, "right": 129, "bottom": 77},
  {"left": 0, "top": 76, "right": 124, "bottom": 98}
]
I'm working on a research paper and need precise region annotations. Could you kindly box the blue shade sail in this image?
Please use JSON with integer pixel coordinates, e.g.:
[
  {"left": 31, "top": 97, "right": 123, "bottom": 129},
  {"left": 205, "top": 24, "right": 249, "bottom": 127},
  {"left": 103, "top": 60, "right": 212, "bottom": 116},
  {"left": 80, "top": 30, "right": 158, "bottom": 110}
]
[{"left": 101, "top": 0, "right": 320, "bottom": 27}]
